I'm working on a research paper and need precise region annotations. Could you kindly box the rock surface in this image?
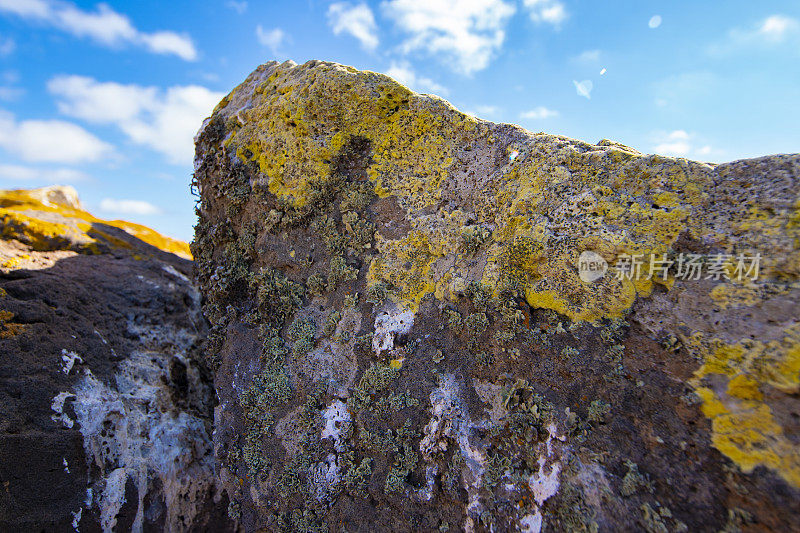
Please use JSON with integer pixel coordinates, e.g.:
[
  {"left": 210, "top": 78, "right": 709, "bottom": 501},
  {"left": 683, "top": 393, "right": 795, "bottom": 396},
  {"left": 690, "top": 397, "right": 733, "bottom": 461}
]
[
  {"left": 0, "top": 187, "right": 232, "bottom": 531},
  {"left": 193, "top": 60, "right": 800, "bottom": 531}
]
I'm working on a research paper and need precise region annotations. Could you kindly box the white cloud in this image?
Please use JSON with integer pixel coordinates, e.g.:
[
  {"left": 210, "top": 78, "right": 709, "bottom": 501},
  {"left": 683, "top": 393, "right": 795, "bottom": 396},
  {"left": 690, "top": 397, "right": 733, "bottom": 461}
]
[
  {"left": 226, "top": 1, "right": 248, "bottom": 14},
  {"left": 328, "top": 2, "right": 378, "bottom": 51},
  {"left": 709, "top": 14, "right": 799, "bottom": 55},
  {"left": 573, "top": 49, "right": 600, "bottom": 63},
  {"left": 0, "top": 87, "right": 22, "bottom": 100},
  {"left": 696, "top": 145, "right": 713, "bottom": 156},
  {"left": 256, "top": 26, "right": 286, "bottom": 54},
  {"left": 0, "top": 70, "right": 21, "bottom": 101},
  {"left": 382, "top": 0, "right": 516, "bottom": 74},
  {"left": 385, "top": 61, "right": 448, "bottom": 95},
  {"left": 0, "top": 164, "right": 89, "bottom": 182},
  {"left": 465, "top": 105, "right": 499, "bottom": 118},
  {"left": 100, "top": 198, "right": 161, "bottom": 215},
  {"left": 0, "top": 0, "right": 50, "bottom": 18},
  {"left": 0, "top": 0, "right": 197, "bottom": 60},
  {"left": 48, "top": 75, "right": 223, "bottom": 165},
  {"left": 573, "top": 79, "right": 593, "bottom": 99},
  {"left": 139, "top": 31, "right": 197, "bottom": 60},
  {"left": 520, "top": 106, "right": 558, "bottom": 119},
  {"left": 0, "top": 110, "right": 113, "bottom": 164},
  {"left": 653, "top": 130, "right": 690, "bottom": 156},
  {"left": 758, "top": 15, "right": 799, "bottom": 41},
  {"left": 652, "top": 130, "right": 717, "bottom": 159},
  {"left": 648, "top": 15, "right": 662, "bottom": 29},
  {"left": 524, "top": 0, "right": 567, "bottom": 27},
  {"left": 0, "top": 34, "right": 14, "bottom": 56},
  {"left": 48, "top": 75, "right": 157, "bottom": 122}
]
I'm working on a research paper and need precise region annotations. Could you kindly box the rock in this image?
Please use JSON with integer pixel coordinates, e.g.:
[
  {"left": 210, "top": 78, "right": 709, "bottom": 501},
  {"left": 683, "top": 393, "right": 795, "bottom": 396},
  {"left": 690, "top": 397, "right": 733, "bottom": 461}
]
[
  {"left": 0, "top": 188, "right": 233, "bottom": 532},
  {"left": 193, "top": 60, "right": 800, "bottom": 531},
  {"left": 0, "top": 186, "right": 191, "bottom": 259}
]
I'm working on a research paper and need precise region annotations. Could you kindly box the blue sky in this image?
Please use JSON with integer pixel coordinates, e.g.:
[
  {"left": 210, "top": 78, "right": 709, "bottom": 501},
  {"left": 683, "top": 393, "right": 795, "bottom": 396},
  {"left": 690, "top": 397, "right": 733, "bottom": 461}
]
[{"left": 0, "top": 0, "right": 798, "bottom": 241}]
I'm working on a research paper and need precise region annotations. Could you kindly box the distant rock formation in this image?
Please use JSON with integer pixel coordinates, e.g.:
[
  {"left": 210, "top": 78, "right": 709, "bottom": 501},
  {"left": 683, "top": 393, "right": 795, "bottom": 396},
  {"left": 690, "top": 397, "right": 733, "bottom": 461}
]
[
  {"left": 0, "top": 185, "right": 191, "bottom": 259},
  {"left": 0, "top": 187, "right": 232, "bottom": 532},
  {"left": 194, "top": 60, "right": 800, "bottom": 531}
]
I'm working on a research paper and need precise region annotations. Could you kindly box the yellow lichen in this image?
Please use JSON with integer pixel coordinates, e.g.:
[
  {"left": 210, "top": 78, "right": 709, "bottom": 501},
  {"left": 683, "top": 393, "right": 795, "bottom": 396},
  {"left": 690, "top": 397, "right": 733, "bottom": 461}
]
[
  {"left": 695, "top": 386, "right": 799, "bottom": 487},
  {"left": 1, "top": 254, "right": 31, "bottom": 270},
  {"left": 690, "top": 325, "right": 800, "bottom": 487},
  {"left": 0, "top": 309, "right": 26, "bottom": 339},
  {"left": 0, "top": 188, "right": 190, "bottom": 259}
]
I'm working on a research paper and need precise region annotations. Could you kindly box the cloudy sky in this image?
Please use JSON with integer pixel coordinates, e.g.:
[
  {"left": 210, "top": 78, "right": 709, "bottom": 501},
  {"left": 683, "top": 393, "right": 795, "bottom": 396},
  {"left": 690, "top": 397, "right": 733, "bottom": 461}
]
[{"left": 0, "top": 0, "right": 798, "bottom": 240}]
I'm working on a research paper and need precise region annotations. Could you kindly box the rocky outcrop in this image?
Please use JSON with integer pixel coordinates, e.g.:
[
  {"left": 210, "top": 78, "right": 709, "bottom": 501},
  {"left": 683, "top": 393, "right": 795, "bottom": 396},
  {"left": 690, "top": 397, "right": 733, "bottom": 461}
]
[
  {"left": 193, "top": 60, "right": 800, "bottom": 531},
  {"left": 0, "top": 188, "right": 232, "bottom": 531}
]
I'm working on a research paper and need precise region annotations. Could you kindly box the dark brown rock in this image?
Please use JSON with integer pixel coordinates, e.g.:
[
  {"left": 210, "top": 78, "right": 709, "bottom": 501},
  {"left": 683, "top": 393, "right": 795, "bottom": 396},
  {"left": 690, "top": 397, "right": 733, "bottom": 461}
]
[
  {"left": 194, "top": 60, "right": 800, "bottom": 532},
  {"left": 0, "top": 187, "right": 233, "bottom": 532}
]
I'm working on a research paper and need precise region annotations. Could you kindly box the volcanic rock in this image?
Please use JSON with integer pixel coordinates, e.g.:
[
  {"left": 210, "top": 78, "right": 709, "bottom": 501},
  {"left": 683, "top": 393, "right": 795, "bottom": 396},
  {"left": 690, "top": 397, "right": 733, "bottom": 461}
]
[
  {"left": 0, "top": 187, "right": 232, "bottom": 532},
  {"left": 193, "top": 60, "right": 800, "bottom": 532}
]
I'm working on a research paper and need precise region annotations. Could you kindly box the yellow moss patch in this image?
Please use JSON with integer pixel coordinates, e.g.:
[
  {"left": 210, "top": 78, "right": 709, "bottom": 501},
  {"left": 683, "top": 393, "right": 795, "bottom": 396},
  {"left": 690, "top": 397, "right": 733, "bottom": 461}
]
[
  {"left": 224, "top": 63, "right": 458, "bottom": 212},
  {"left": 695, "top": 386, "right": 799, "bottom": 487},
  {"left": 726, "top": 374, "right": 763, "bottom": 401},
  {"left": 692, "top": 325, "right": 800, "bottom": 487},
  {"left": 0, "top": 309, "right": 26, "bottom": 339},
  {"left": 105, "top": 220, "right": 191, "bottom": 259},
  {"left": 0, "top": 189, "right": 191, "bottom": 259},
  {"left": 709, "top": 283, "right": 764, "bottom": 310},
  {"left": 368, "top": 230, "right": 441, "bottom": 311},
  {"left": 1, "top": 211, "right": 88, "bottom": 251},
  {"left": 1, "top": 254, "right": 31, "bottom": 270},
  {"left": 696, "top": 326, "right": 800, "bottom": 394}
]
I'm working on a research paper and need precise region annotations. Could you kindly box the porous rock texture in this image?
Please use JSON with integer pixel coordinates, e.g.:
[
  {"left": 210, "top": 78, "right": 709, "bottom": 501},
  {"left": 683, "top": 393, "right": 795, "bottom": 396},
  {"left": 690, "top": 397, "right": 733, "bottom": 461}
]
[
  {"left": 0, "top": 187, "right": 232, "bottom": 531},
  {"left": 193, "top": 60, "right": 800, "bottom": 532}
]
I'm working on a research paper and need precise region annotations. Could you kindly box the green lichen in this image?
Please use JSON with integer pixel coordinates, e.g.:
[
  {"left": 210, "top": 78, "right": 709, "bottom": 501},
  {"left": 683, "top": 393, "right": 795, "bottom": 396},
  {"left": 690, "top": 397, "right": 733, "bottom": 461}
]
[
  {"left": 341, "top": 210, "right": 374, "bottom": 250},
  {"left": 560, "top": 346, "right": 580, "bottom": 360},
  {"left": 460, "top": 225, "right": 491, "bottom": 256},
  {"left": 444, "top": 308, "right": 463, "bottom": 332},
  {"left": 343, "top": 293, "right": 358, "bottom": 308},
  {"left": 466, "top": 281, "right": 495, "bottom": 312},
  {"left": 339, "top": 182, "right": 376, "bottom": 213},
  {"left": 323, "top": 311, "right": 341, "bottom": 337},
  {"left": 549, "top": 480, "right": 600, "bottom": 533},
  {"left": 239, "top": 367, "right": 293, "bottom": 478},
  {"left": 311, "top": 215, "right": 346, "bottom": 256},
  {"left": 288, "top": 316, "right": 316, "bottom": 357},
  {"left": 587, "top": 399, "right": 611, "bottom": 424},
  {"left": 327, "top": 255, "right": 358, "bottom": 289},
  {"left": 640, "top": 503, "right": 687, "bottom": 533},
  {"left": 227, "top": 499, "right": 241, "bottom": 522},
  {"left": 620, "top": 460, "right": 653, "bottom": 496},
  {"left": 366, "top": 281, "right": 388, "bottom": 306},
  {"left": 348, "top": 362, "right": 399, "bottom": 411},
  {"left": 307, "top": 273, "right": 327, "bottom": 296},
  {"left": 250, "top": 267, "right": 305, "bottom": 326},
  {"left": 342, "top": 455, "right": 373, "bottom": 498},
  {"left": 382, "top": 420, "right": 420, "bottom": 494}
]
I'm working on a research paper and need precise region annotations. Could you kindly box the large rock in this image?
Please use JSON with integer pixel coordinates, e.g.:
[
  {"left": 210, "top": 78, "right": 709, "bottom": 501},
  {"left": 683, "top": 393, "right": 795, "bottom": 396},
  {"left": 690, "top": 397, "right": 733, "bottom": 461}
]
[
  {"left": 0, "top": 187, "right": 232, "bottom": 531},
  {"left": 193, "top": 60, "right": 800, "bottom": 532}
]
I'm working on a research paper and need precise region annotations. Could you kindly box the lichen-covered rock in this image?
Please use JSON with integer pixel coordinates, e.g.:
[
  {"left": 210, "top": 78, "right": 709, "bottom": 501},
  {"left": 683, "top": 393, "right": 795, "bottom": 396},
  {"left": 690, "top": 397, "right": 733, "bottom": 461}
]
[
  {"left": 0, "top": 188, "right": 232, "bottom": 531},
  {"left": 193, "top": 60, "right": 800, "bottom": 531},
  {"left": 0, "top": 185, "right": 191, "bottom": 259}
]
